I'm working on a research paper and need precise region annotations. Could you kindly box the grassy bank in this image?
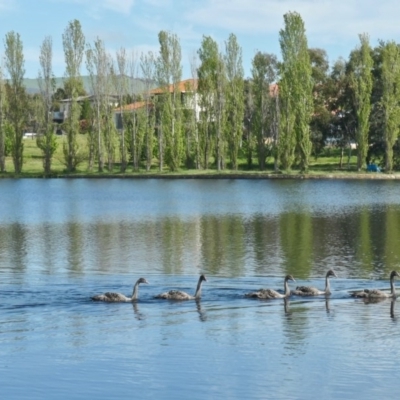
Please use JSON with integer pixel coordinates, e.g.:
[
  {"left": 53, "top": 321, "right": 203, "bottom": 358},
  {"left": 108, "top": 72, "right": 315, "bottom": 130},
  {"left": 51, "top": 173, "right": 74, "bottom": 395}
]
[{"left": 1, "top": 135, "right": 398, "bottom": 179}]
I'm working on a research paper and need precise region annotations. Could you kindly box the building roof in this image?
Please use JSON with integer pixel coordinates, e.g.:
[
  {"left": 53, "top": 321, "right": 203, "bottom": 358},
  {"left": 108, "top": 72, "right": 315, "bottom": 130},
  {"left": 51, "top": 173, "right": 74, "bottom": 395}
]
[
  {"left": 116, "top": 79, "right": 197, "bottom": 112},
  {"left": 60, "top": 94, "right": 119, "bottom": 103},
  {"left": 115, "top": 101, "right": 153, "bottom": 112},
  {"left": 150, "top": 78, "right": 198, "bottom": 94},
  {"left": 116, "top": 79, "right": 277, "bottom": 112}
]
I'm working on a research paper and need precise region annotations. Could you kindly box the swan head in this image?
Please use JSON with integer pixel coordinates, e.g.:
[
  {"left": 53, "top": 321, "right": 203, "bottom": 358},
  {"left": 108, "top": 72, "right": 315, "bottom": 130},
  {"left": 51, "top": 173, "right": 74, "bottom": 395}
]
[
  {"left": 390, "top": 271, "right": 400, "bottom": 280},
  {"left": 199, "top": 274, "right": 207, "bottom": 282},
  {"left": 285, "top": 274, "right": 295, "bottom": 282},
  {"left": 138, "top": 277, "right": 149, "bottom": 284},
  {"left": 326, "top": 269, "right": 338, "bottom": 278}
]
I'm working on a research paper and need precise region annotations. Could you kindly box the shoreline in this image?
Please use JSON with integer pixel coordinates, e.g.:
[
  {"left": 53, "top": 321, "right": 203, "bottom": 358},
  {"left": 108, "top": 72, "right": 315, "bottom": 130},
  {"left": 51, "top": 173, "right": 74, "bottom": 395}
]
[{"left": 1, "top": 172, "right": 400, "bottom": 180}]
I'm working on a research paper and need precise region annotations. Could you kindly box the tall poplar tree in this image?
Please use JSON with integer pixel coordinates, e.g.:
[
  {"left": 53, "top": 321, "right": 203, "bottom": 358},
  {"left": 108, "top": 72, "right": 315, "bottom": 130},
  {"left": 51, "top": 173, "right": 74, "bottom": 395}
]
[
  {"left": 186, "top": 52, "right": 199, "bottom": 169},
  {"left": 86, "top": 37, "right": 108, "bottom": 172},
  {"left": 224, "top": 33, "right": 244, "bottom": 170},
  {"left": 197, "top": 36, "right": 219, "bottom": 169},
  {"left": 4, "top": 31, "right": 27, "bottom": 174},
  {"left": 328, "top": 58, "right": 356, "bottom": 168},
  {"left": 309, "top": 48, "right": 331, "bottom": 157},
  {"left": 349, "top": 34, "right": 373, "bottom": 171},
  {"left": 127, "top": 51, "right": 144, "bottom": 171},
  {"left": 140, "top": 51, "right": 155, "bottom": 171},
  {"left": 37, "top": 35, "right": 57, "bottom": 175},
  {"left": 380, "top": 40, "right": 400, "bottom": 172},
  {"left": 251, "top": 52, "right": 278, "bottom": 170},
  {"left": 103, "top": 57, "right": 117, "bottom": 172},
  {"left": 279, "top": 12, "right": 313, "bottom": 171},
  {"left": 214, "top": 51, "right": 226, "bottom": 170},
  {"left": 156, "top": 31, "right": 183, "bottom": 171},
  {"left": 0, "top": 65, "right": 6, "bottom": 172},
  {"left": 198, "top": 36, "right": 225, "bottom": 170},
  {"left": 114, "top": 47, "right": 128, "bottom": 172},
  {"left": 62, "top": 19, "right": 85, "bottom": 172}
]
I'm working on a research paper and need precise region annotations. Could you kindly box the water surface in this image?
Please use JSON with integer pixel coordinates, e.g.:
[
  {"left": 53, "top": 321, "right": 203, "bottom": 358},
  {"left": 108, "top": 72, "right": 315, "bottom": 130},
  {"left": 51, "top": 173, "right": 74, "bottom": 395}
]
[{"left": 1, "top": 179, "right": 400, "bottom": 399}]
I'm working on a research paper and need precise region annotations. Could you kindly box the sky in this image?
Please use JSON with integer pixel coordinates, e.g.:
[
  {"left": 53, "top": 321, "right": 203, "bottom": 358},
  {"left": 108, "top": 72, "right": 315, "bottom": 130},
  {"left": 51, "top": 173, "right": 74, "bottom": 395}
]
[{"left": 0, "top": 0, "right": 399, "bottom": 80}]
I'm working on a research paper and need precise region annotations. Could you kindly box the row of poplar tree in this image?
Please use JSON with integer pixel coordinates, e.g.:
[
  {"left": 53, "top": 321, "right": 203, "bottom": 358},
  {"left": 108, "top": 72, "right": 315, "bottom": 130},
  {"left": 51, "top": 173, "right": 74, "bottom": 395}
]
[{"left": 1, "top": 12, "right": 400, "bottom": 175}]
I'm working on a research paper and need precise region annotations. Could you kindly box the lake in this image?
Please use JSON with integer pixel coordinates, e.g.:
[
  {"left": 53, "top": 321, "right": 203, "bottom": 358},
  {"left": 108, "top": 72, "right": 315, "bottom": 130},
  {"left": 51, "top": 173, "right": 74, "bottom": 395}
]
[{"left": 1, "top": 178, "right": 400, "bottom": 399}]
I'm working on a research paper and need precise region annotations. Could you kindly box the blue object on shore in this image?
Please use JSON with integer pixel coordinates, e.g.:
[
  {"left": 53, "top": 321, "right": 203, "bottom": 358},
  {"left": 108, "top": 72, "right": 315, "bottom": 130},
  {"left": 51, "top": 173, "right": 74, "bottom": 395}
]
[{"left": 367, "top": 164, "right": 381, "bottom": 172}]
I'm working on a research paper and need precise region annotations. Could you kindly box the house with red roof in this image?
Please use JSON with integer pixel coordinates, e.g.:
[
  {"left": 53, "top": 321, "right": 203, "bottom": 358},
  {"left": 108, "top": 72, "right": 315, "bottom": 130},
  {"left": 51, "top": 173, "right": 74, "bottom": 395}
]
[{"left": 114, "top": 78, "right": 199, "bottom": 130}]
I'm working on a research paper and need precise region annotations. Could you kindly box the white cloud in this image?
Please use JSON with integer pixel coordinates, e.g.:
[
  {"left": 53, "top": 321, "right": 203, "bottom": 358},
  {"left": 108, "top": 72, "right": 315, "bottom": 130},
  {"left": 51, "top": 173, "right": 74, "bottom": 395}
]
[
  {"left": 54, "top": 0, "right": 135, "bottom": 15},
  {"left": 175, "top": 0, "right": 400, "bottom": 63},
  {"left": 143, "top": 0, "right": 172, "bottom": 7},
  {"left": 0, "top": 0, "right": 17, "bottom": 11},
  {"left": 103, "top": 0, "right": 135, "bottom": 14},
  {"left": 182, "top": 0, "right": 400, "bottom": 43}
]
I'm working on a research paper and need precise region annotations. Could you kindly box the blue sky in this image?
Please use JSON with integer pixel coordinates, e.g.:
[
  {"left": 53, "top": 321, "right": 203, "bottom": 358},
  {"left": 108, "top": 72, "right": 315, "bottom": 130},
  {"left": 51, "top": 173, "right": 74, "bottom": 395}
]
[{"left": 0, "top": 0, "right": 399, "bottom": 80}]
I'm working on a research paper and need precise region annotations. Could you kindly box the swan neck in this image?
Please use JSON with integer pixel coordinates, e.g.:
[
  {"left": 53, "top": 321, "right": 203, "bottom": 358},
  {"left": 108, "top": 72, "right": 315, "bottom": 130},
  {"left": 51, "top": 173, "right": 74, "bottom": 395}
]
[
  {"left": 325, "top": 276, "right": 331, "bottom": 294},
  {"left": 284, "top": 279, "right": 290, "bottom": 297},
  {"left": 131, "top": 281, "right": 140, "bottom": 300},
  {"left": 390, "top": 277, "right": 396, "bottom": 296},
  {"left": 194, "top": 278, "right": 203, "bottom": 299}
]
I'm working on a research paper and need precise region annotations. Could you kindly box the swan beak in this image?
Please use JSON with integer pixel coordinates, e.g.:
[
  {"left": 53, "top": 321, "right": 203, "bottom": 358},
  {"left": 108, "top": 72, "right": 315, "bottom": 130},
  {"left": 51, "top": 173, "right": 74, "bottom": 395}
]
[{"left": 144, "top": 280, "right": 149, "bottom": 284}]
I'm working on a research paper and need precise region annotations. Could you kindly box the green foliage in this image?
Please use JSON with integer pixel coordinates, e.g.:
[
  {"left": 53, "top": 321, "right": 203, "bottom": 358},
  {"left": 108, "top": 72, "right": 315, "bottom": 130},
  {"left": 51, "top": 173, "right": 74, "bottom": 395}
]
[
  {"left": 36, "top": 35, "right": 57, "bottom": 175},
  {"left": 349, "top": 34, "right": 373, "bottom": 170},
  {"left": 140, "top": 51, "right": 156, "bottom": 171},
  {"left": 198, "top": 36, "right": 220, "bottom": 169},
  {"left": 325, "top": 58, "right": 357, "bottom": 169},
  {"left": 4, "top": 121, "right": 13, "bottom": 156},
  {"left": 80, "top": 98, "right": 91, "bottom": 122},
  {"left": 0, "top": 67, "right": 7, "bottom": 172},
  {"left": 4, "top": 31, "right": 27, "bottom": 174},
  {"left": 251, "top": 52, "right": 278, "bottom": 170},
  {"left": 52, "top": 87, "right": 66, "bottom": 111},
  {"left": 62, "top": 19, "right": 85, "bottom": 172},
  {"left": 62, "top": 99, "right": 81, "bottom": 172},
  {"left": 380, "top": 40, "right": 400, "bottom": 172},
  {"left": 242, "top": 79, "right": 256, "bottom": 169},
  {"left": 8, "top": 14, "right": 400, "bottom": 174},
  {"left": 36, "top": 129, "right": 58, "bottom": 174},
  {"left": 224, "top": 33, "right": 244, "bottom": 170},
  {"left": 62, "top": 20, "right": 85, "bottom": 86},
  {"left": 279, "top": 12, "right": 313, "bottom": 172},
  {"left": 125, "top": 108, "right": 146, "bottom": 170},
  {"left": 63, "top": 77, "right": 86, "bottom": 98},
  {"left": 309, "top": 48, "right": 333, "bottom": 158},
  {"left": 156, "top": 31, "right": 184, "bottom": 171}
]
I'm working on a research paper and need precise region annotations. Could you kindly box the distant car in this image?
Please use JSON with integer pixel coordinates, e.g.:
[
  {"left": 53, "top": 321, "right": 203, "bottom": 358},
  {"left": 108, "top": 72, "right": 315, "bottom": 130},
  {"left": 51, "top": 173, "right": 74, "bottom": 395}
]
[{"left": 23, "top": 132, "right": 37, "bottom": 139}]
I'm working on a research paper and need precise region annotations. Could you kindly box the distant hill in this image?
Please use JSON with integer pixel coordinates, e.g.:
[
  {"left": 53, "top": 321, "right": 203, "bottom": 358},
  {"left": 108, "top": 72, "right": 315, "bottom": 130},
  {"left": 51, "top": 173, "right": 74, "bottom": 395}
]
[{"left": 23, "top": 76, "right": 155, "bottom": 95}]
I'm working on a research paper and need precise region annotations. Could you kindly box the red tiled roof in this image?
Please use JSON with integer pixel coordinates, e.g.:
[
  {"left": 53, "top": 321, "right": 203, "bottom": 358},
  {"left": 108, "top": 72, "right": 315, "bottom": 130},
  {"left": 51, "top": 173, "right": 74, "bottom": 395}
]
[
  {"left": 118, "top": 79, "right": 275, "bottom": 111},
  {"left": 117, "top": 79, "right": 197, "bottom": 111},
  {"left": 116, "top": 101, "right": 152, "bottom": 112},
  {"left": 150, "top": 78, "right": 198, "bottom": 94}
]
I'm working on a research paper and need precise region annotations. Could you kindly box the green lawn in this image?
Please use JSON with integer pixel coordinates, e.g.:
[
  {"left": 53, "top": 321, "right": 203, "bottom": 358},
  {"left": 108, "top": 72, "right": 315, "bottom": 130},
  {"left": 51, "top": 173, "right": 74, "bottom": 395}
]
[{"left": 0, "top": 135, "right": 368, "bottom": 178}]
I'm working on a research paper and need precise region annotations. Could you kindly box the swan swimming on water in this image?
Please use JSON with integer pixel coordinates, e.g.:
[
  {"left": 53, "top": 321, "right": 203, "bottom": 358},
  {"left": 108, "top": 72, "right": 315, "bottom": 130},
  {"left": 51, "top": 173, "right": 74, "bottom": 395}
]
[
  {"left": 245, "top": 275, "right": 295, "bottom": 299},
  {"left": 291, "top": 269, "right": 338, "bottom": 296},
  {"left": 154, "top": 274, "right": 207, "bottom": 300},
  {"left": 350, "top": 270, "right": 400, "bottom": 299},
  {"left": 91, "top": 277, "right": 149, "bottom": 302}
]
